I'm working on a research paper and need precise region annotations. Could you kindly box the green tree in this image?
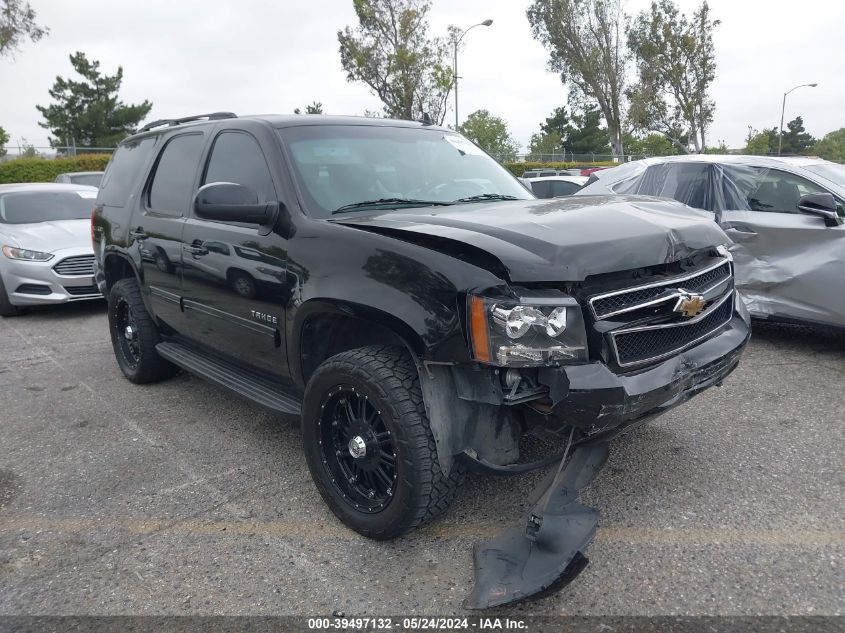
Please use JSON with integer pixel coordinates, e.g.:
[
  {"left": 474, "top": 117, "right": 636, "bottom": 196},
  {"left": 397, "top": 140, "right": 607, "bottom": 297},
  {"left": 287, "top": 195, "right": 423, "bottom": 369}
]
[
  {"left": 540, "top": 106, "right": 574, "bottom": 139},
  {"left": 294, "top": 101, "right": 324, "bottom": 114},
  {"left": 814, "top": 128, "right": 845, "bottom": 162},
  {"left": 702, "top": 140, "right": 728, "bottom": 154},
  {"left": 338, "top": 0, "right": 453, "bottom": 124},
  {"left": 779, "top": 116, "right": 816, "bottom": 155},
  {"left": 0, "top": 125, "right": 9, "bottom": 158},
  {"left": 18, "top": 137, "right": 38, "bottom": 158},
  {"left": 0, "top": 0, "right": 48, "bottom": 57},
  {"left": 744, "top": 127, "right": 777, "bottom": 155},
  {"left": 628, "top": 0, "right": 720, "bottom": 153},
  {"left": 529, "top": 106, "right": 574, "bottom": 158},
  {"left": 568, "top": 105, "right": 611, "bottom": 155},
  {"left": 527, "top": 0, "right": 629, "bottom": 156},
  {"left": 458, "top": 110, "right": 520, "bottom": 161},
  {"left": 529, "top": 131, "right": 565, "bottom": 157},
  {"left": 626, "top": 132, "right": 679, "bottom": 156},
  {"left": 36, "top": 52, "right": 152, "bottom": 148}
]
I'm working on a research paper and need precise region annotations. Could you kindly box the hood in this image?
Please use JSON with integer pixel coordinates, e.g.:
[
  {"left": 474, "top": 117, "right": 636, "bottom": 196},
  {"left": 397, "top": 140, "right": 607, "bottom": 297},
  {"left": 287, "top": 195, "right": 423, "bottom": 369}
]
[
  {"left": 0, "top": 219, "right": 92, "bottom": 253},
  {"left": 334, "top": 195, "right": 728, "bottom": 282}
]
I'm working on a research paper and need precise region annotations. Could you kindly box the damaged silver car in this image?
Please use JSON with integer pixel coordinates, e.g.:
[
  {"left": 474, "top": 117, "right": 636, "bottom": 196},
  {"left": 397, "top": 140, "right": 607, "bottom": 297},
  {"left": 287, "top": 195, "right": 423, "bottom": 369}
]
[{"left": 578, "top": 155, "right": 845, "bottom": 329}]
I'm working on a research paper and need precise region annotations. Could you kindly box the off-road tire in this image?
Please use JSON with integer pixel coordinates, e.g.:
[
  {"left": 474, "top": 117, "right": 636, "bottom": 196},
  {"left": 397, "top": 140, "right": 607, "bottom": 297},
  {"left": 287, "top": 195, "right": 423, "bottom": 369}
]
[
  {"left": 302, "top": 345, "right": 464, "bottom": 540},
  {"left": 107, "top": 278, "right": 178, "bottom": 384},
  {"left": 0, "top": 276, "right": 23, "bottom": 317}
]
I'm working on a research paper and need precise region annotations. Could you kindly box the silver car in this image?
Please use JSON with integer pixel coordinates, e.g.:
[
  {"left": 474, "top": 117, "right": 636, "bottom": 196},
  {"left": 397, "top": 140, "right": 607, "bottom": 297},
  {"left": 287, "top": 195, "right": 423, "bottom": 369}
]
[
  {"left": 54, "top": 171, "right": 104, "bottom": 187},
  {"left": 578, "top": 155, "right": 845, "bottom": 329},
  {"left": 0, "top": 183, "right": 102, "bottom": 317}
]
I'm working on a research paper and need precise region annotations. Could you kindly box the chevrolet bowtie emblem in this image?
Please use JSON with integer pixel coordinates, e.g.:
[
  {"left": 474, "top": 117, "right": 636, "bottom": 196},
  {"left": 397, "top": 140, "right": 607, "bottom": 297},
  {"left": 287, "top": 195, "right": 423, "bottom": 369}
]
[{"left": 674, "top": 290, "right": 706, "bottom": 318}]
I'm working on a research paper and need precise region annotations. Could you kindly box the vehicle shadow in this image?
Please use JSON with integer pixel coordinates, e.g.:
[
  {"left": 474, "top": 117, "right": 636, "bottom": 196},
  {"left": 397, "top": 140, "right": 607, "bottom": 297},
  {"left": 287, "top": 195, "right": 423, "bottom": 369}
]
[
  {"left": 750, "top": 319, "right": 845, "bottom": 351},
  {"left": 11, "top": 299, "right": 107, "bottom": 321}
]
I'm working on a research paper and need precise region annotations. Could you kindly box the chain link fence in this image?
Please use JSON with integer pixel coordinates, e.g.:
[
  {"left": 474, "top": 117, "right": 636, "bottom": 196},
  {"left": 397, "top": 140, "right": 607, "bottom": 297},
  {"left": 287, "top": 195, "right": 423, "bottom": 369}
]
[{"left": 496, "top": 153, "right": 648, "bottom": 164}]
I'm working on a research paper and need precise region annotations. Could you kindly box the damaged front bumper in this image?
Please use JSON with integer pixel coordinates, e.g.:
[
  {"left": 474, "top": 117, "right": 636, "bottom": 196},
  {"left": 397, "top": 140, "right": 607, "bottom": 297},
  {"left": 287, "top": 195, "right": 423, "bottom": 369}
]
[
  {"left": 464, "top": 311, "right": 750, "bottom": 609},
  {"left": 538, "top": 313, "right": 751, "bottom": 439}
]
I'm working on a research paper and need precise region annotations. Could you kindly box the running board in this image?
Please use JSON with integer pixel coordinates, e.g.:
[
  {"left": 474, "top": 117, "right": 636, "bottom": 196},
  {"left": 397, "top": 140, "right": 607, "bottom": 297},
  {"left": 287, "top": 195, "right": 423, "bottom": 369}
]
[{"left": 156, "top": 341, "right": 302, "bottom": 416}]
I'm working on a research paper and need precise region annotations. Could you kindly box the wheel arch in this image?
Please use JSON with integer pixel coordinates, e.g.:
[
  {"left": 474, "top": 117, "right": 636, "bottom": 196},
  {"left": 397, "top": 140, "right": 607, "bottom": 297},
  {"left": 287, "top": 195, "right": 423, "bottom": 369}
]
[
  {"left": 103, "top": 251, "right": 142, "bottom": 292},
  {"left": 292, "top": 299, "right": 426, "bottom": 388}
]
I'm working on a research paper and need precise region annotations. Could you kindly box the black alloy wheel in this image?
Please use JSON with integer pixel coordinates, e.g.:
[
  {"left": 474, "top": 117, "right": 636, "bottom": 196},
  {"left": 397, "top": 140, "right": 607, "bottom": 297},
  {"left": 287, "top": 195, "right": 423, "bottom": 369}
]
[
  {"left": 107, "top": 278, "right": 178, "bottom": 384},
  {"left": 301, "top": 345, "right": 464, "bottom": 540},
  {"left": 113, "top": 296, "right": 141, "bottom": 369},
  {"left": 318, "top": 385, "right": 398, "bottom": 513}
]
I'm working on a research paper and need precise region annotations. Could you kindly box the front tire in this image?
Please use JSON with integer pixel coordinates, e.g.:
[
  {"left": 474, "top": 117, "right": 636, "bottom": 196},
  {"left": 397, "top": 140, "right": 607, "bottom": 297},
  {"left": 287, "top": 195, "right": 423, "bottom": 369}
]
[
  {"left": 302, "top": 345, "right": 464, "bottom": 540},
  {"left": 107, "top": 278, "right": 178, "bottom": 383}
]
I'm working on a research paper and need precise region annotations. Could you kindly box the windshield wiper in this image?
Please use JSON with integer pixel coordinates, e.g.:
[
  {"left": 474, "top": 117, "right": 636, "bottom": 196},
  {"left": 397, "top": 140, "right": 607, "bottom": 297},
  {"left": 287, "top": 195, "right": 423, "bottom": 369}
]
[
  {"left": 332, "top": 198, "right": 453, "bottom": 214},
  {"left": 454, "top": 193, "right": 520, "bottom": 203}
]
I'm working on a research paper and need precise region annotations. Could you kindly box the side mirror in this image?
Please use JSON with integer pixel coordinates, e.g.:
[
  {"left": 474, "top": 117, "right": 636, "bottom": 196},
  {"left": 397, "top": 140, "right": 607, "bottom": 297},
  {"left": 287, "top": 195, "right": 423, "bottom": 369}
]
[
  {"left": 194, "top": 182, "right": 279, "bottom": 226},
  {"left": 797, "top": 192, "right": 844, "bottom": 227}
]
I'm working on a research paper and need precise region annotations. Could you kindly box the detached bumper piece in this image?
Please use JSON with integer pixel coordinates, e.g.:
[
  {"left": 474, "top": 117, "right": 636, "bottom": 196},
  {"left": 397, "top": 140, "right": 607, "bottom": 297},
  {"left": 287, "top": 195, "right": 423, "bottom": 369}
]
[{"left": 465, "top": 441, "right": 609, "bottom": 609}]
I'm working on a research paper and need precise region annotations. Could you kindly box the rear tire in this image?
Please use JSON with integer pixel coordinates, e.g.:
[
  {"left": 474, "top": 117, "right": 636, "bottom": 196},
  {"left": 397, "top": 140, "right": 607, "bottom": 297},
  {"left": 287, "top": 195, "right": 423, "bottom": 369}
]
[
  {"left": 107, "top": 278, "right": 178, "bottom": 383},
  {"left": 302, "top": 345, "right": 464, "bottom": 540},
  {"left": 0, "top": 276, "right": 23, "bottom": 317}
]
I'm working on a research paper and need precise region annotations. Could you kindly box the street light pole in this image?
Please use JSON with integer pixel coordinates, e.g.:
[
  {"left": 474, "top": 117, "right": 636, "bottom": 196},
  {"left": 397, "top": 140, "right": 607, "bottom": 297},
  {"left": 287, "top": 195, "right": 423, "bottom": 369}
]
[
  {"left": 778, "top": 82, "right": 818, "bottom": 155},
  {"left": 453, "top": 19, "right": 492, "bottom": 130}
]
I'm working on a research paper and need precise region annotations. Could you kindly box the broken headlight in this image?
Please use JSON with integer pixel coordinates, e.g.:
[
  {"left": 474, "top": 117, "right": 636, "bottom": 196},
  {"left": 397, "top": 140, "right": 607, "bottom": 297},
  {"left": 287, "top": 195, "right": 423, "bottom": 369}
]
[{"left": 468, "top": 295, "right": 588, "bottom": 367}]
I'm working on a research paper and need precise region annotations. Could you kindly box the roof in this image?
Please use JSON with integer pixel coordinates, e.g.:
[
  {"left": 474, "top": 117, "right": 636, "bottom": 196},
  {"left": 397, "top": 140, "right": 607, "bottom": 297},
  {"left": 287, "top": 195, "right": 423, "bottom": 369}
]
[
  {"left": 631, "top": 154, "right": 833, "bottom": 169},
  {"left": 56, "top": 171, "right": 104, "bottom": 176},
  {"left": 123, "top": 114, "right": 451, "bottom": 144},
  {"left": 0, "top": 183, "right": 99, "bottom": 193}
]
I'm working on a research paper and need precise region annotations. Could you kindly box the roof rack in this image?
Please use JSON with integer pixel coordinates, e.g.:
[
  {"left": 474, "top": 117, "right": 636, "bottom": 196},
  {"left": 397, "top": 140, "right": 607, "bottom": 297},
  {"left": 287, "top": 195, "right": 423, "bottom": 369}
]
[{"left": 137, "top": 112, "right": 237, "bottom": 134}]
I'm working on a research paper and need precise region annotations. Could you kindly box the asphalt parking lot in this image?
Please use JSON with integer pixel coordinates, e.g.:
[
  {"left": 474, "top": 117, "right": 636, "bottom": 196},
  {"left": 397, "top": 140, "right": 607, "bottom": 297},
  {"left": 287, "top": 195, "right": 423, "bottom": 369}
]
[{"left": 0, "top": 301, "right": 842, "bottom": 616}]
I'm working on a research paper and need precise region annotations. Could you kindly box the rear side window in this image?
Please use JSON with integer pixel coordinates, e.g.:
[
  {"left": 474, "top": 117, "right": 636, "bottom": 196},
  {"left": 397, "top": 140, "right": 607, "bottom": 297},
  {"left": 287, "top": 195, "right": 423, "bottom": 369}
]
[
  {"left": 552, "top": 180, "right": 581, "bottom": 196},
  {"left": 148, "top": 134, "right": 205, "bottom": 215},
  {"left": 98, "top": 138, "right": 156, "bottom": 207},
  {"left": 202, "top": 131, "right": 276, "bottom": 203},
  {"left": 530, "top": 181, "right": 552, "bottom": 198},
  {"left": 636, "top": 163, "right": 712, "bottom": 210}
]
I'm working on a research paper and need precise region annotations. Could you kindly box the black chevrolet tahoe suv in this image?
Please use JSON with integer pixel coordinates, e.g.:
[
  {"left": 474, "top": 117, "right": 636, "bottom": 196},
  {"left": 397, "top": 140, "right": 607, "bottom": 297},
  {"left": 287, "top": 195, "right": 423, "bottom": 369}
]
[{"left": 93, "top": 113, "right": 750, "bottom": 545}]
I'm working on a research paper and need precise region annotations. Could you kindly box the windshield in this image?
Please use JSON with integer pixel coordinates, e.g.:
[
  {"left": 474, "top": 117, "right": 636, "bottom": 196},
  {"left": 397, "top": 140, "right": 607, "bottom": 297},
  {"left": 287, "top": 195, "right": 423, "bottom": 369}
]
[
  {"left": 69, "top": 173, "right": 103, "bottom": 187},
  {"left": 278, "top": 124, "right": 532, "bottom": 218},
  {"left": 804, "top": 163, "right": 845, "bottom": 189},
  {"left": 0, "top": 190, "right": 95, "bottom": 224}
]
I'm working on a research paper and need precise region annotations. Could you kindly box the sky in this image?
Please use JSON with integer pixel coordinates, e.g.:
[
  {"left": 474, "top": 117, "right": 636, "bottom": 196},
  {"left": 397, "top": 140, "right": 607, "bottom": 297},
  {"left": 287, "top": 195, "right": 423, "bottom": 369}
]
[{"left": 1, "top": 0, "right": 843, "bottom": 153}]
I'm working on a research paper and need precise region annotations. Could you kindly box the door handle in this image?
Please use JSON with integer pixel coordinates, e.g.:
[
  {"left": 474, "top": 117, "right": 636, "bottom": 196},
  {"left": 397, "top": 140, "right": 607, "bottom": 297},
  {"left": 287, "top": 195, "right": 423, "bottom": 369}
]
[
  {"left": 183, "top": 245, "right": 207, "bottom": 255},
  {"left": 129, "top": 229, "right": 148, "bottom": 240}
]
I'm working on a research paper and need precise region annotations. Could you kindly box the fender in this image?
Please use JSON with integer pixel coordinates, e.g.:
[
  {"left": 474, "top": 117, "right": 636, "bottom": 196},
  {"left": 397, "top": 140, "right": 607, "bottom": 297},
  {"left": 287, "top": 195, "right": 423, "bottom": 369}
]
[
  {"left": 290, "top": 297, "right": 428, "bottom": 388},
  {"left": 100, "top": 249, "right": 153, "bottom": 316}
]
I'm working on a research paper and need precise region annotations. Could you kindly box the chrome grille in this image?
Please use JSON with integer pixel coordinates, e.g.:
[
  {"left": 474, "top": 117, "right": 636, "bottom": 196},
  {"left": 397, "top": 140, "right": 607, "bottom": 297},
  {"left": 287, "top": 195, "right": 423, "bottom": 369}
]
[
  {"left": 610, "top": 292, "right": 734, "bottom": 368},
  {"left": 590, "top": 260, "right": 731, "bottom": 320},
  {"left": 586, "top": 256, "right": 735, "bottom": 370},
  {"left": 53, "top": 255, "right": 96, "bottom": 276}
]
